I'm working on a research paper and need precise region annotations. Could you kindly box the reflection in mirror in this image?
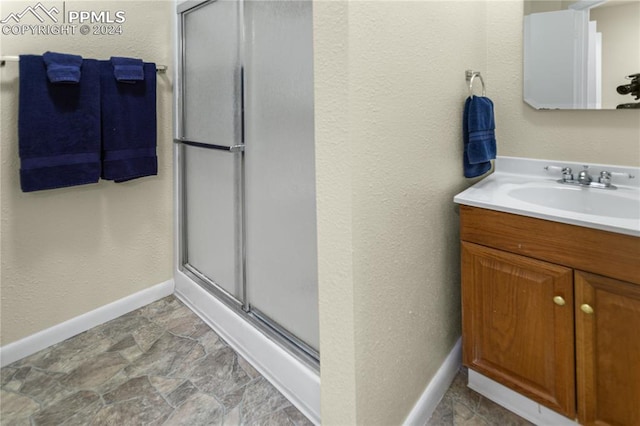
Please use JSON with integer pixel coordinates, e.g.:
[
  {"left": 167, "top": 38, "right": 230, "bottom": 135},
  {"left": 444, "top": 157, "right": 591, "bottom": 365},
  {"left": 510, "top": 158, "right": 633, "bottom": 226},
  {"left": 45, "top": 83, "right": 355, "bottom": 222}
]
[{"left": 523, "top": 0, "right": 640, "bottom": 110}]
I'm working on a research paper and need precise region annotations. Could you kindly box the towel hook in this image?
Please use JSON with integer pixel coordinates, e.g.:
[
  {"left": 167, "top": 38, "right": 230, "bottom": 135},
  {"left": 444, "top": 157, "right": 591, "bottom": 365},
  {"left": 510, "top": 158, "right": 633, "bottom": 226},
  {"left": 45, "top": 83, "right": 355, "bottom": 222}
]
[{"left": 466, "top": 70, "right": 486, "bottom": 98}]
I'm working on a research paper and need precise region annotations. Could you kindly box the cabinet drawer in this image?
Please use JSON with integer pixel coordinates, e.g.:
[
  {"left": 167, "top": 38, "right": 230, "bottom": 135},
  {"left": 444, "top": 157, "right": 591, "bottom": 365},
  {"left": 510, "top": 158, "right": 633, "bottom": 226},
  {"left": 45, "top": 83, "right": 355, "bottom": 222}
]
[{"left": 460, "top": 205, "right": 640, "bottom": 286}]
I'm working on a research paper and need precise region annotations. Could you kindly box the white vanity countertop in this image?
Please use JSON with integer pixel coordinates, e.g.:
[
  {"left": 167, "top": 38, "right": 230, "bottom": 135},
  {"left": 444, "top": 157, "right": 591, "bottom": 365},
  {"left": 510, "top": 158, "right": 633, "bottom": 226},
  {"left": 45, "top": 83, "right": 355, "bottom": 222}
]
[{"left": 454, "top": 156, "right": 640, "bottom": 237}]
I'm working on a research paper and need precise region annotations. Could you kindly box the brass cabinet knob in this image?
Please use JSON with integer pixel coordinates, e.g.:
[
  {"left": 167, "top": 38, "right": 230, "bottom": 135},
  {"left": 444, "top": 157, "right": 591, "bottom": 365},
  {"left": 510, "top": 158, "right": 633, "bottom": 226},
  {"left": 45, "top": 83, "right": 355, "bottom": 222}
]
[
  {"left": 580, "top": 304, "right": 594, "bottom": 315},
  {"left": 553, "top": 296, "right": 566, "bottom": 306}
]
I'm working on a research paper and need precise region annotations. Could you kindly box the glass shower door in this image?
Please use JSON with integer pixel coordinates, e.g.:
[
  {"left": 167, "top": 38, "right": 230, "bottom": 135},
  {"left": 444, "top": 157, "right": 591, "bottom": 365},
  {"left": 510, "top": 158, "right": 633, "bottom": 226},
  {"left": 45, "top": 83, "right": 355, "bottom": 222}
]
[
  {"left": 244, "top": 0, "right": 319, "bottom": 354},
  {"left": 179, "top": 0, "right": 244, "bottom": 303},
  {"left": 182, "top": 0, "right": 242, "bottom": 147}
]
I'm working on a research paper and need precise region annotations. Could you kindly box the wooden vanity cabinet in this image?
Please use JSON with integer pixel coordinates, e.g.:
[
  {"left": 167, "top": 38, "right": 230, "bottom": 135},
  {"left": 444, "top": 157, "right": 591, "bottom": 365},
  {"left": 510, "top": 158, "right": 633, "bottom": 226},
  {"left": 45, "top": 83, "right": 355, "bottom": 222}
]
[{"left": 460, "top": 205, "right": 640, "bottom": 426}]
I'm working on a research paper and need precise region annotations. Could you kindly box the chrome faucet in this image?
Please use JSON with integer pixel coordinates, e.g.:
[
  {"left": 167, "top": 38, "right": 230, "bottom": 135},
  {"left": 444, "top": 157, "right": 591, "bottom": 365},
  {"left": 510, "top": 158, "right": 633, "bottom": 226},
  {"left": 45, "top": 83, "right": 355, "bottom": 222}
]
[
  {"left": 577, "top": 167, "right": 593, "bottom": 185},
  {"left": 544, "top": 165, "right": 636, "bottom": 190}
]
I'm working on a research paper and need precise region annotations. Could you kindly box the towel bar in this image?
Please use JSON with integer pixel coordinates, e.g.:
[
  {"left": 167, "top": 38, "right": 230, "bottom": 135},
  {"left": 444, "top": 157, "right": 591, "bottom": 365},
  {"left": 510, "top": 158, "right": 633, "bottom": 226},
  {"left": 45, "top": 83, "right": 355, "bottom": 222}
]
[
  {"left": 174, "top": 138, "right": 245, "bottom": 152},
  {"left": 0, "top": 55, "right": 168, "bottom": 73},
  {"left": 466, "top": 69, "right": 486, "bottom": 97}
]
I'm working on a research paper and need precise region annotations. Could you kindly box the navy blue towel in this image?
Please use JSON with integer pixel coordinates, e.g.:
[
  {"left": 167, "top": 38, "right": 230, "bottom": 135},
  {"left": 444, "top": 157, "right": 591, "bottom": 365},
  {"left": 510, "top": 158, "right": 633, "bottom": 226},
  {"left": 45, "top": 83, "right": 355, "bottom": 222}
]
[
  {"left": 110, "top": 56, "right": 144, "bottom": 82},
  {"left": 18, "top": 55, "right": 101, "bottom": 192},
  {"left": 100, "top": 60, "right": 157, "bottom": 182},
  {"left": 42, "top": 51, "right": 83, "bottom": 83},
  {"left": 463, "top": 96, "right": 496, "bottom": 178}
]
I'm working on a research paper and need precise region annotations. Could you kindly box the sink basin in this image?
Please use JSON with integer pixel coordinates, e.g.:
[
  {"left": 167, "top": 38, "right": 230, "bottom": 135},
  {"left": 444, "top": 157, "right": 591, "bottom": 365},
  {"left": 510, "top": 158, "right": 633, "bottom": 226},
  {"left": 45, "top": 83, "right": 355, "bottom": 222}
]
[
  {"left": 453, "top": 157, "right": 640, "bottom": 236},
  {"left": 508, "top": 186, "right": 640, "bottom": 219}
]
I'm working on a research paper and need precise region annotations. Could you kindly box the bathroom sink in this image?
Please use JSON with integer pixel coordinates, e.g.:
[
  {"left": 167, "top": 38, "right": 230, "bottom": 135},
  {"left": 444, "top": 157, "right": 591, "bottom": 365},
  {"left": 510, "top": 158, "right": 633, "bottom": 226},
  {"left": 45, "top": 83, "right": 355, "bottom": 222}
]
[
  {"left": 507, "top": 185, "right": 640, "bottom": 219},
  {"left": 453, "top": 157, "right": 640, "bottom": 237}
]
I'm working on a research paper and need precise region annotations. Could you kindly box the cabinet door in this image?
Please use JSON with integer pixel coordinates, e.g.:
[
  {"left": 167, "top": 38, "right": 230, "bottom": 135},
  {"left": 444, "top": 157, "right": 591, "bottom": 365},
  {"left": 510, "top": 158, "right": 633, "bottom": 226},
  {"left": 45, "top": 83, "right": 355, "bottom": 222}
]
[
  {"left": 575, "top": 271, "right": 640, "bottom": 426},
  {"left": 462, "top": 242, "right": 575, "bottom": 418}
]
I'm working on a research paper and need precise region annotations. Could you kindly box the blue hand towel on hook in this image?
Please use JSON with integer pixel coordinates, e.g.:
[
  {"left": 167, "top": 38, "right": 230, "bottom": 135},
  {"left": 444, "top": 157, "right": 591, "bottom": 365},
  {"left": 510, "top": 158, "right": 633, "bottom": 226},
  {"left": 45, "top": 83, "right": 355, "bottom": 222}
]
[
  {"left": 18, "top": 55, "right": 101, "bottom": 192},
  {"left": 100, "top": 59, "right": 157, "bottom": 182},
  {"left": 42, "top": 51, "right": 83, "bottom": 83},
  {"left": 463, "top": 96, "right": 496, "bottom": 178}
]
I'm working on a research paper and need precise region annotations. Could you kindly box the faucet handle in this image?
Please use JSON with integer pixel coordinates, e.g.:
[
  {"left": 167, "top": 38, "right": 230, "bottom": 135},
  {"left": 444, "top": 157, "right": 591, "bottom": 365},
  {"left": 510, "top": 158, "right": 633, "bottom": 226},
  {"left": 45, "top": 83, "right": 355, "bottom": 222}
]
[
  {"left": 561, "top": 167, "right": 573, "bottom": 181},
  {"left": 599, "top": 171, "right": 611, "bottom": 186},
  {"left": 599, "top": 171, "right": 635, "bottom": 187},
  {"left": 544, "top": 165, "right": 574, "bottom": 181},
  {"left": 610, "top": 171, "right": 636, "bottom": 180}
]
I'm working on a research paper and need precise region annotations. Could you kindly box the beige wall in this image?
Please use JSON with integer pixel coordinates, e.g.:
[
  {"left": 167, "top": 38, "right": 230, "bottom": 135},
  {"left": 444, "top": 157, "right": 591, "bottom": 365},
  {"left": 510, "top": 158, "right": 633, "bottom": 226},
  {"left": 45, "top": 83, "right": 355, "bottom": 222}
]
[
  {"left": 315, "top": 1, "right": 487, "bottom": 424},
  {"left": 0, "top": 1, "right": 174, "bottom": 346},
  {"left": 314, "top": 1, "right": 358, "bottom": 423}
]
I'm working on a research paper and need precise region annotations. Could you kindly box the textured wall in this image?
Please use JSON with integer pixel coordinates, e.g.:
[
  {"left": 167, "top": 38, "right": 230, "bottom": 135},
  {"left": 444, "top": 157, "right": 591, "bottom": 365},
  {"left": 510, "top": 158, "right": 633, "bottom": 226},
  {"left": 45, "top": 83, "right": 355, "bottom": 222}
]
[
  {"left": 0, "top": 1, "right": 174, "bottom": 345},
  {"left": 314, "top": 1, "right": 487, "bottom": 424},
  {"left": 313, "top": 1, "right": 358, "bottom": 424},
  {"left": 488, "top": 0, "right": 640, "bottom": 166}
]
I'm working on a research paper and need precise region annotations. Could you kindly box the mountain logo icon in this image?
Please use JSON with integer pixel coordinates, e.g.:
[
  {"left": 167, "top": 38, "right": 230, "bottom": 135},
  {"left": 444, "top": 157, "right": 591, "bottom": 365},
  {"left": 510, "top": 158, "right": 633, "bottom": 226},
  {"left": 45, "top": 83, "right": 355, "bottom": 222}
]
[{"left": 0, "top": 2, "right": 60, "bottom": 24}]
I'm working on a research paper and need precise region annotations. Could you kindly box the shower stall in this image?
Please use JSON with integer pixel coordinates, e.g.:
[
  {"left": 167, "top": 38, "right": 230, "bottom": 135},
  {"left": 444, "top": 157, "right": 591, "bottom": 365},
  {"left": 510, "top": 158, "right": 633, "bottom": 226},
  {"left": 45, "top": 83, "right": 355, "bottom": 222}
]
[{"left": 173, "top": 0, "right": 319, "bottom": 421}]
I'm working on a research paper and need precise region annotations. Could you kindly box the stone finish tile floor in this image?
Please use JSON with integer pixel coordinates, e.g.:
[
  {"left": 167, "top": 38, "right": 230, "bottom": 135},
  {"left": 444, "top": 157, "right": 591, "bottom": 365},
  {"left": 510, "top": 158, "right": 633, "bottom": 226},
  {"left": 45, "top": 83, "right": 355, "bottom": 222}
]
[
  {"left": 427, "top": 368, "right": 533, "bottom": 426},
  {"left": 0, "top": 296, "right": 313, "bottom": 426}
]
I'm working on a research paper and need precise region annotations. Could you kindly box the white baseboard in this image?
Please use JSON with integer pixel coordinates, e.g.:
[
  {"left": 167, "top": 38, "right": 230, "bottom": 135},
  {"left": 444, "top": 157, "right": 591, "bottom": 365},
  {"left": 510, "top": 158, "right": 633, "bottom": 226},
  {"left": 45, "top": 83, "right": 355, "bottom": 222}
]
[
  {"left": 174, "top": 270, "right": 320, "bottom": 425},
  {"left": 468, "top": 370, "right": 577, "bottom": 426},
  {"left": 0, "top": 279, "right": 175, "bottom": 367},
  {"left": 403, "top": 337, "right": 462, "bottom": 425}
]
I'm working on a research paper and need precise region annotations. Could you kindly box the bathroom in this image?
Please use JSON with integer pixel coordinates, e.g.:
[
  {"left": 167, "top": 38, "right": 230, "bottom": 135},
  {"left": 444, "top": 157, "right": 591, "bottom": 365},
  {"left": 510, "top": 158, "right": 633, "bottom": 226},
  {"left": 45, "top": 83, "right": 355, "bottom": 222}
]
[{"left": 1, "top": 0, "right": 638, "bottom": 425}]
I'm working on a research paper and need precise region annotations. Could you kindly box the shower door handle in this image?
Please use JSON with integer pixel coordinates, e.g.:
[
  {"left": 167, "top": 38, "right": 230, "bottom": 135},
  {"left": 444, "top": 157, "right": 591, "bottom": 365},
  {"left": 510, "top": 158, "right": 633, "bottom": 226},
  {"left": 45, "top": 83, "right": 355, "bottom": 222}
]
[{"left": 174, "top": 138, "right": 245, "bottom": 152}]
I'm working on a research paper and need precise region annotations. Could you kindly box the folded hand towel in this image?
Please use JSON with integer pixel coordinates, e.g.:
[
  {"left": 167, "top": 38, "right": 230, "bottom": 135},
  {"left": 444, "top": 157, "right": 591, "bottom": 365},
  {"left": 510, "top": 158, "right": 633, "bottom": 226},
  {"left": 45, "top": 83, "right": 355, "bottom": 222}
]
[
  {"left": 110, "top": 57, "right": 144, "bottom": 82},
  {"left": 19, "top": 55, "right": 101, "bottom": 192},
  {"left": 463, "top": 96, "right": 496, "bottom": 178},
  {"left": 100, "top": 60, "right": 157, "bottom": 182},
  {"left": 42, "top": 51, "right": 83, "bottom": 83}
]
